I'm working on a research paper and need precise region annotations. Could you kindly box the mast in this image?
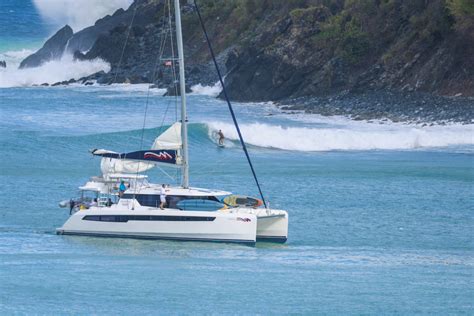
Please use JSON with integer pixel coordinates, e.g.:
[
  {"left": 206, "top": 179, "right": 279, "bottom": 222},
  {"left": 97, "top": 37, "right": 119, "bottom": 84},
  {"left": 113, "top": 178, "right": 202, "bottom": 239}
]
[
  {"left": 193, "top": 0, "right": 268, "bottom": 208},
  {"left": 174, "top": 0, "right": 189, "bottom": 188}
]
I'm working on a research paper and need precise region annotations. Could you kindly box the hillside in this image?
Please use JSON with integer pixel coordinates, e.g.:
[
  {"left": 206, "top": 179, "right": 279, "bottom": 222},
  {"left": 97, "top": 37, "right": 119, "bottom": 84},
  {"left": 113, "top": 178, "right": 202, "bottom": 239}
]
[{"left": 21, "top": 0, "right": 474, "bottom": 101}]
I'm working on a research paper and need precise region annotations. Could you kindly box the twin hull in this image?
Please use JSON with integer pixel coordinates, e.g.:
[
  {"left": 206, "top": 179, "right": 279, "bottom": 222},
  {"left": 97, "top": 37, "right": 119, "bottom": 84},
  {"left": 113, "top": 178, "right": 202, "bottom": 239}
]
[{"left": 57, "top": 207, "right": 288, "bottom": 244}]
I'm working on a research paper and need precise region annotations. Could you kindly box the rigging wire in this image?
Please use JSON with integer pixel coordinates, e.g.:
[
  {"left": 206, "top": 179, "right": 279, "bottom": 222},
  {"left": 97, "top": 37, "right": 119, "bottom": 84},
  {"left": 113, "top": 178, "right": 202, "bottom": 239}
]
[
  {"left": 193, "top": 0, "right": 268, "bottom": 208},
  {"left": 133, "top": 0, "right": 181, "bottom": 199},
  {"left": 111, "top": 6, "right": 138, "bottom": 84}
]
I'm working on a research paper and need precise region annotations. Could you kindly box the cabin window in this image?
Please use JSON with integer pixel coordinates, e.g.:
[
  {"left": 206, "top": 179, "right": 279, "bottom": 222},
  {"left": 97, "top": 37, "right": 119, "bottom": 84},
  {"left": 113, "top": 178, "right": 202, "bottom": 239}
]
[
  {"left": 100, "top": 215, "right": 116, "bottom": 222},
  {"left": 176, "top": 199, "right": 225, "bottom": 211},
  {"left": 167, "top": 195, "right": 223, "bottom": 210},
  {"left": 122, "top": 194, "right": 160, "bottom": 208},
  {"left": 82, "top": 215, "right": 100, "bottom": 221}
]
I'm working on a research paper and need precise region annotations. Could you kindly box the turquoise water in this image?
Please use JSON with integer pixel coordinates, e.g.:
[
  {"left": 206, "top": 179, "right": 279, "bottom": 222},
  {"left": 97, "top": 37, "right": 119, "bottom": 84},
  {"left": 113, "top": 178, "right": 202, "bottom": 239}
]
[
  {"left": 1, "top": 85, "right": 473, "bottom": 314},
  {"left": 0, "top": 0, "right": 55, "bottom": 52}
]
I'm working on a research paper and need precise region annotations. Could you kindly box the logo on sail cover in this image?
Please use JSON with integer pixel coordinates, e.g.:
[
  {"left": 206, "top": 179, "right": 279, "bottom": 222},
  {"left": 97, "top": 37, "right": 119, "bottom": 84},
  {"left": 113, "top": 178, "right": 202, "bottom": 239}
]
[
  {"left": 144, "top": 151, "right": 173, "bottom": 160},
  {"left": 237, "top": 217, "right": 251, "bottom": 222}
]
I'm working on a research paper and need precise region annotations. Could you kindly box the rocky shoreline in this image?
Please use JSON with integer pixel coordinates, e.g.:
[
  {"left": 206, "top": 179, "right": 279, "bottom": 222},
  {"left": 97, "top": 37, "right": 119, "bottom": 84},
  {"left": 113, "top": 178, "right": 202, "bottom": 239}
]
[
  {"left": 18, "top": 0, "right": 474, "bottom": 125},
  {"left": 30, "top": 79, "right": 474, "bottom": 125},
  {"left": 279, "top": 91, "right": 474, "bottom": 125}
]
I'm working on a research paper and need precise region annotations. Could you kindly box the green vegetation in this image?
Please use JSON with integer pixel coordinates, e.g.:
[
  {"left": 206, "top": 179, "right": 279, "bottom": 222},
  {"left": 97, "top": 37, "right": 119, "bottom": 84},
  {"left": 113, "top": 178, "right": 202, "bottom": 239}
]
[
  {"left": 309, "top": 2, "right": 375, "bottom": 64},
  {"left": 446, "top": 0, "right": 474, "bottom": 30},
  {"left": 181, "top": 0, "right": 471, "bottom": 69},
  {"left": 447, "top": 0, "right": 474, "bottom": 16}
]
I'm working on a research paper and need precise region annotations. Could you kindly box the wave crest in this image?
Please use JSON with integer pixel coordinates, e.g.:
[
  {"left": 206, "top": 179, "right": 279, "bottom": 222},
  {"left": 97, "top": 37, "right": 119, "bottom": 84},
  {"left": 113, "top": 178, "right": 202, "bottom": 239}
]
[{"left": 205, "top": 121, "right": 474, "bottom": 151}]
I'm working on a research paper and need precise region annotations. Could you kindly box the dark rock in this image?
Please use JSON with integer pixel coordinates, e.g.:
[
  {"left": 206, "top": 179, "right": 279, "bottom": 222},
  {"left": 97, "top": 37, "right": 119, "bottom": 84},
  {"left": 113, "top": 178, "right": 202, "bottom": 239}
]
[
  {"left": 278, "top": 91, "right": 474, "bottom": 124},
  {"left": 19, "top": 25, "right": 73, "bottom": 68},
  {"left": 19, "top": 1, "right": 162, "bottom": 70},
  {"left": 40, "top": 83, "right": 49, "bottom": 86},
  {"left": 0, "top": 60, "right": 6, "bottom": 68},
  {"left": 66, "top": 1, "right": 161, "bottom": 54},
  {"left": 51, "top": 82, "right": 62, "bottom": 86},
  {"left": 73, "top": 50, "right": 87, "bottom": 61},
  {"left": 22, "top": 0, "right": 474, "bottom": 108}
]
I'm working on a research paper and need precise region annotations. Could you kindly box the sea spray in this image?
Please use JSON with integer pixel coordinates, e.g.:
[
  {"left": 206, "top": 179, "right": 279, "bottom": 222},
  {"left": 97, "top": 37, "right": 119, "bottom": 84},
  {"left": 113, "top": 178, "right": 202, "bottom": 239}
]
[
  {"left": 190, "top": 81, "right": 222, "bottom": 97},
  {"left": 0, "top": 49, "right": 36, "bottom": 67},
  {"left": 32, "top": 0, "right": 133, "bottom": 31},
  {"left": 0, "top": 54, "right": 110, "bottom": 88}
]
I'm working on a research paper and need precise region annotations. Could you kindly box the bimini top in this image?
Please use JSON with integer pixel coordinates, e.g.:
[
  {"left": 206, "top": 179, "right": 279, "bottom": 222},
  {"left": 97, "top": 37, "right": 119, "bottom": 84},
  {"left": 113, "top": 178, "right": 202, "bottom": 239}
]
[{"left": 125, "top": 184, "right": 231, "bottom": 197}]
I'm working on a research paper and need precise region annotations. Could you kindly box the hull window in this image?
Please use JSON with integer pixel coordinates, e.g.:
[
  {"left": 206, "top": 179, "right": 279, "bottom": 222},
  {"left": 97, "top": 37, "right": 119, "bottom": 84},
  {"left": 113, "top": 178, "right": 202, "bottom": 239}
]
[{"left": 82, "top": 215, "right": 216, "bottom": 222}]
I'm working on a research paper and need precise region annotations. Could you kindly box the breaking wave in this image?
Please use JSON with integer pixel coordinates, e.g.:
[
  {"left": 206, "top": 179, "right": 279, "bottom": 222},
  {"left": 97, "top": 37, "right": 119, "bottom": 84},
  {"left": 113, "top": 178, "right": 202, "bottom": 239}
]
[
  {"left": 190, "top": 81, "right": 222, "bottom": 97},
  {"left": 205, "top": 121, "right": 474, "bottom": 151},
  {"left": 0, "top": 54, "right": 110, "bottom": 88}
]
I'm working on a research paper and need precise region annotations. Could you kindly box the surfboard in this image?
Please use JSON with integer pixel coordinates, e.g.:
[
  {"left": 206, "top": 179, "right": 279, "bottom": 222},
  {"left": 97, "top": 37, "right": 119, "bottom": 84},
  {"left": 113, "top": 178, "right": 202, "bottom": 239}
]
[{"left": 223, "top": 195, "right": 263, "bottom": 208}]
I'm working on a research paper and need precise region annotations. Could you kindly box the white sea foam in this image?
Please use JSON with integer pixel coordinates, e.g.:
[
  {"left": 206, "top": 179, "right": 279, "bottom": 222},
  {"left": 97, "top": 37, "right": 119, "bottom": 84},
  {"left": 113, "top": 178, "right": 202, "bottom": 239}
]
[
  {"left": 0, "top": 49, "right": 35, "bottom": 65},
  {"left": 32, "top": 0, "right": 133, "bottom": 32},
  {"left": 206, "top": 121, "right": 474, "bottom": 151},
  {"left": 72, "top": 83, "right": 167, "bottom": 97},
  {"left": 0, "top": 54, "right": 110, "bottom": 88},
  {"left": 190, "top": 81, "right": 222, "bottom": 97}
]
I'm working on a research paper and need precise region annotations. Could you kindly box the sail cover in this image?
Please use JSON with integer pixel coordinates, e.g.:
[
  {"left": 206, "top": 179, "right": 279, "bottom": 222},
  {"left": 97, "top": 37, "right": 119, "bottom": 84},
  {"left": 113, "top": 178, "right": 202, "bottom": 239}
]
[
  {"left": 92, "top": 123, "right": 182, "bottom": 172},
  {"left": 92, "top": 149, "right": 178, "bottom": 165}
]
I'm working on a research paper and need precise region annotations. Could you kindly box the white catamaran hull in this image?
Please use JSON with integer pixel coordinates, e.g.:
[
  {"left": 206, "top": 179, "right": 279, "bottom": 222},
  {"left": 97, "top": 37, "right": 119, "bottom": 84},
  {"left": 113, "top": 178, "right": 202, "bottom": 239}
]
[
  {"left": 226, "top": 207, "right": 289, "bottom": 243},
  {"left": 57, "top": 206, "right": 259, "bottom": 244},
  {"left": 256, "top": 214, "right": 288, "bottom": 243},
  {"left": 57, "top": 203, "right": 288, "bottom": 244}
]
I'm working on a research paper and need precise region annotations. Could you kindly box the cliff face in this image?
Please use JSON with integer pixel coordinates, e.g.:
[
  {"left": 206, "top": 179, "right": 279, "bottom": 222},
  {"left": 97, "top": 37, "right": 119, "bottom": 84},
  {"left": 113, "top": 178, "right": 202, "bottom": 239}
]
[
  {"left": 21, "top": 0, "right": 474, "bottom": 99},
  {"left": 19, "top": 0, "right": 161, "bottom": 69},
  {"left": 211, "top": 0, "right": 474, "bottom": 100},
  {"left": 19, "top": 25, "right": 73, "bottom": 68}
]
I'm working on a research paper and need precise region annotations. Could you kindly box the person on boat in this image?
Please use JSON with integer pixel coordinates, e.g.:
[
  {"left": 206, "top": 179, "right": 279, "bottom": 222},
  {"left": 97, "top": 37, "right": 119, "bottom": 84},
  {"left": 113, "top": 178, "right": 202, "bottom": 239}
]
[
  {"left": 160, "top": 184, "right": 168, "bottom": 210},
  {"left": 218, "top": 129, "right": 224, "bottom": 146},
  {"left": 69, "top": 199, "right": 75, "bottom": 213},
  {"left": 89, "top": 198, "right": 98, "bottom": 208},
  {"left": 119, "top": 180, "right": 127, "bottom": 197}
]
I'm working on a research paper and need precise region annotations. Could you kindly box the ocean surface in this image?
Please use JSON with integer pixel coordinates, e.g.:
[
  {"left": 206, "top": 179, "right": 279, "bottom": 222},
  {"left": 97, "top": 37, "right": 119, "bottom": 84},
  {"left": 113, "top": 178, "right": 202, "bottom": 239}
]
[{"left": 1, "top": 1, "right": 474, "bottom": 315}]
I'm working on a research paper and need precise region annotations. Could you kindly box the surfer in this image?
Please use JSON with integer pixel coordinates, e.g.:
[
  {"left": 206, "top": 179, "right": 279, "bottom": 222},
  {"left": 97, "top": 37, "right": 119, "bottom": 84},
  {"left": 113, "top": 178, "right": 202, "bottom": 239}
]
[{"left": 218, "top": 129, "right": 225, "bottom": 146}]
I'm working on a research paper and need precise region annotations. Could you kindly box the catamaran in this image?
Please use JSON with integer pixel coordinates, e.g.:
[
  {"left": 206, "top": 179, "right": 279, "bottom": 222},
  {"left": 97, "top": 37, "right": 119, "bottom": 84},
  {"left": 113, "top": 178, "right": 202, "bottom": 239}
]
[{"left": 56, "top": 0, "right": 288, "bottom": 244}]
